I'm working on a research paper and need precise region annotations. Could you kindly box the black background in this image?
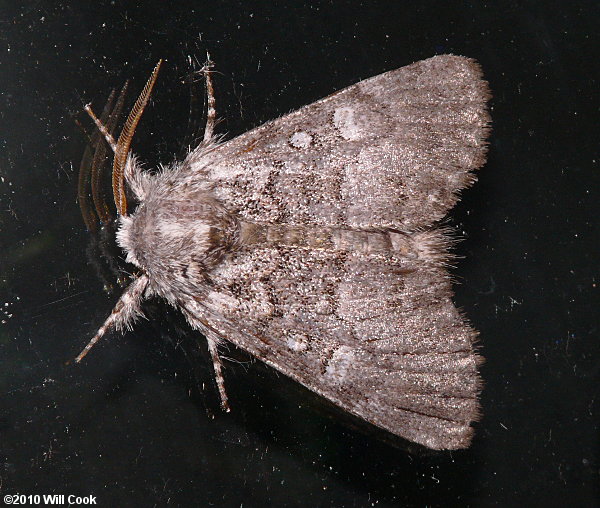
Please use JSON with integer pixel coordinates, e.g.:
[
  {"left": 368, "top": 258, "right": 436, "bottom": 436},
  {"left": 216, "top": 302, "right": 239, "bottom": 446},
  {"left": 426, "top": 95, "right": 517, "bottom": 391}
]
[{"left": 1, "top": 2, "right": 598, "bottom": 506}]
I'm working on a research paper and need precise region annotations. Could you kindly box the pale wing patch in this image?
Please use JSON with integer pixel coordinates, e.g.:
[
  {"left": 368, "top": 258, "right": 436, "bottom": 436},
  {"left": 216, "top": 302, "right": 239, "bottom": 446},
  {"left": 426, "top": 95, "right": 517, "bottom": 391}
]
[
  {"left": 333, "top": 107, "right": 363, "bottom": 140},
  {"left": 324, "top": 346, "right": 355, "bottom": 383},
  {"left": 289, "top": 130, "right": 313, "bottom": 149},
  {"left": 286, "top": 331, "right": 309, "bottom": 352}
]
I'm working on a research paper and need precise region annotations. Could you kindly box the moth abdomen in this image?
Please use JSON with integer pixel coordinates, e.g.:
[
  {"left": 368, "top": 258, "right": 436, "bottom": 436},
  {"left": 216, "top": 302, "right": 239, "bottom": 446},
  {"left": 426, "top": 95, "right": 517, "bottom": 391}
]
[{"left": 238, "top": 220, "right": 450, "bottom": 264}]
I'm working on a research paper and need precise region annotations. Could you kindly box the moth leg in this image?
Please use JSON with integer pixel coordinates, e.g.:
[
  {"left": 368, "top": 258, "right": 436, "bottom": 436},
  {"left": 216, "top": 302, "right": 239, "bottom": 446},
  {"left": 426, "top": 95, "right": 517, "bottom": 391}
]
[
  {"left": 206, "top": 336, "right": 230, "bottom": 412},
  {"left": 78, "top": 89, "right": 118, "bottom": 230},
  {"left": 178, "top": 304, "right": 231, "bottom": 412},
  {"left": 91, "top": 83, "right": 129, "bottom": 225},
  {"left": 75, "top": 274, "right": 149, "bottom": 363},
  {"left": 201, "top": 53, "right": 216, "bottom": 144},
  {"left": 84, "top": 103, "right": 118, "bottom": 153}
]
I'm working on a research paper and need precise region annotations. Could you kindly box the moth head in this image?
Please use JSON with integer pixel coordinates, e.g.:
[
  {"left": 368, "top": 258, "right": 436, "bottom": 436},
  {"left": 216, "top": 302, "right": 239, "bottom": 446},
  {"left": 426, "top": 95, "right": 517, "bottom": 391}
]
[{"left": 84, "top": 61, "right": 234, "bottom": 287}]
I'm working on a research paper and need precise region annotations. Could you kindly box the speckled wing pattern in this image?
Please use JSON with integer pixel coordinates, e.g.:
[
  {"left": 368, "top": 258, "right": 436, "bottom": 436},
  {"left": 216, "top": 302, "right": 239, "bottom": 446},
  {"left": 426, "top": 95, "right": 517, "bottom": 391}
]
[
  {"left": 183, "top": 55, "right": 491, "bottom": 449},
  {"left": 188, "top": 55, "right": 489, "bottom": 231}
]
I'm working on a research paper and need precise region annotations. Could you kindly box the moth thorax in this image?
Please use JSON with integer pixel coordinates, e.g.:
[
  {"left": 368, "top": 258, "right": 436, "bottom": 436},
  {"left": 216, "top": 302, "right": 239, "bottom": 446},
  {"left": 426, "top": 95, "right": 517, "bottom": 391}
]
[{"left": 117, "top": 197, "right": 238, "bottom": 277}]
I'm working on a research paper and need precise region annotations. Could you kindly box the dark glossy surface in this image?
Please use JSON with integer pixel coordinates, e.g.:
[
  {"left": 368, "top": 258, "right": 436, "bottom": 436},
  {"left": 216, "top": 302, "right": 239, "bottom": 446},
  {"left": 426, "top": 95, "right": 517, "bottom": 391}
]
[{"left": 1, "top": 2, "right": 598, "bottom": 506}]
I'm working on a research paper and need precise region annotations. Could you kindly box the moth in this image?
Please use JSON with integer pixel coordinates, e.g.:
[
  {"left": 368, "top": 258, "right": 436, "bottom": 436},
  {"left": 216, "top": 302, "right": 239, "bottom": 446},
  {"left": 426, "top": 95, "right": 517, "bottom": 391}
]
[{"left": 77, "top": 54, "right": 491, "bottom": 450}]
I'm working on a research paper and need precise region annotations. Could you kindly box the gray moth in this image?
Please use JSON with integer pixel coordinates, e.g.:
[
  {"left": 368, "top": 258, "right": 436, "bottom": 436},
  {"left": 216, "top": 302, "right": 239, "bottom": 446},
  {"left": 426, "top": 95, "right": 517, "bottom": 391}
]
[{"left": 77, "top": 54, "right": 491, "bottom": 450}]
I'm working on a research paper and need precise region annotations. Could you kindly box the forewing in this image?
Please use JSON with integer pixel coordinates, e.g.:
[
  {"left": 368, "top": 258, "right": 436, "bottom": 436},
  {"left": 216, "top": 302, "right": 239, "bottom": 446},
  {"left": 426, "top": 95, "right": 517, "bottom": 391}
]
[
  {"left": 181, "top": 245, "right": 481, "bottom": 450},
  {"left": 186, "top": 54, "right": 490, "bottom": 230}
]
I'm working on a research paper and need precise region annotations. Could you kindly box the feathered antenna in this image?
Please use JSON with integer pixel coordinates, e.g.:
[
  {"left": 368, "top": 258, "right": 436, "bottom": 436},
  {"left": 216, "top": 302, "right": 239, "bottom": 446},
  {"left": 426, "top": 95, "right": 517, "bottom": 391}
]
[
  {"left": 93, "top": 81, "right": 129, "bottom": 223},
  {"left": 78, "top": 88, "right": 117, "bottom": 231},
  {"left": 112, "top": 60, "right": 162, "bottom": 216},
  {"left": 84, "top": 60, "right": 162, "bottom": 216}
]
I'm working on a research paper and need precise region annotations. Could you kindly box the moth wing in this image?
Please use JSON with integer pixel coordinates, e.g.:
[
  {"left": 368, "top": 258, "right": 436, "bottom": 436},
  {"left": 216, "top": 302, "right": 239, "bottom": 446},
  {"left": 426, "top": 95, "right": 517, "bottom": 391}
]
[
  {"left": 181, "top": 244, "right": 481, "bottom": 450},
  {"left": 186, "top": 54, "right": 490, "bottom": 230}
]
